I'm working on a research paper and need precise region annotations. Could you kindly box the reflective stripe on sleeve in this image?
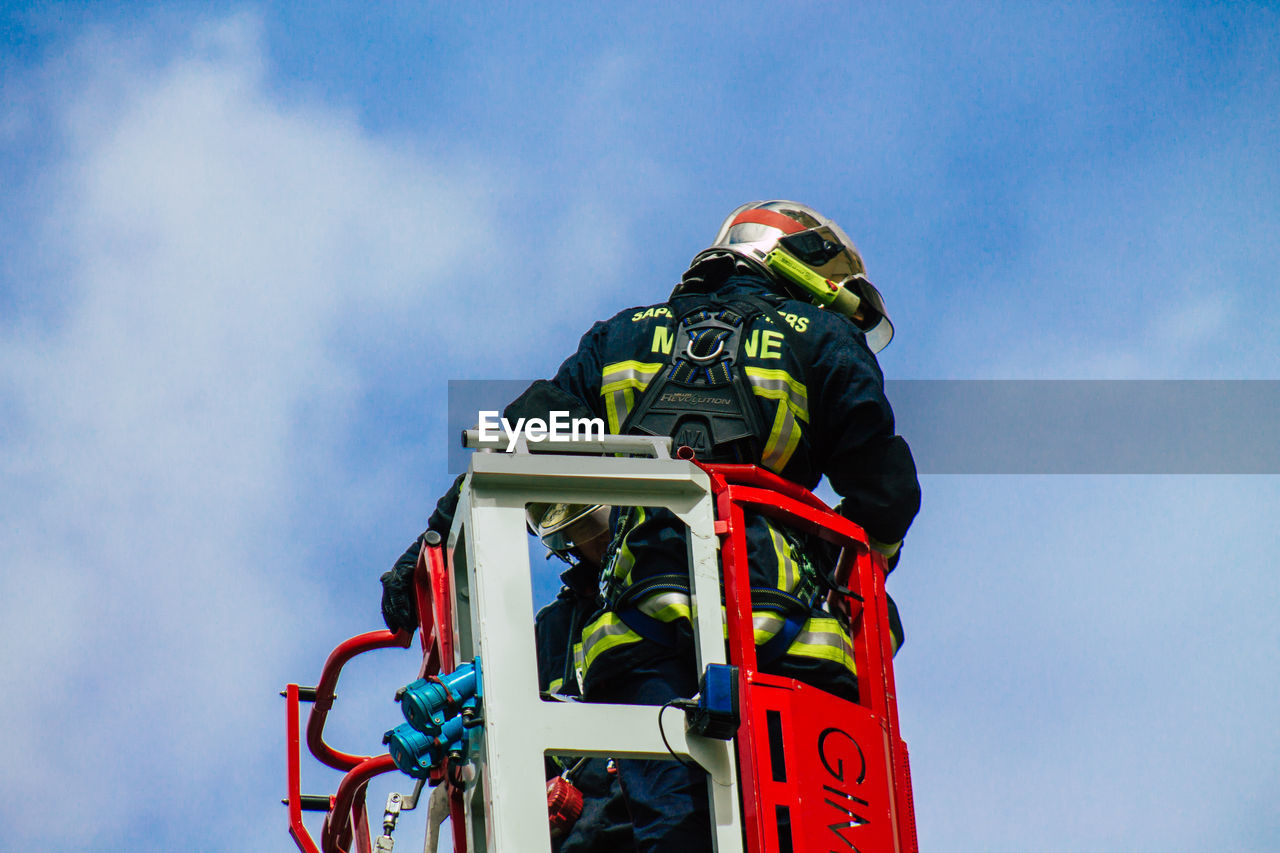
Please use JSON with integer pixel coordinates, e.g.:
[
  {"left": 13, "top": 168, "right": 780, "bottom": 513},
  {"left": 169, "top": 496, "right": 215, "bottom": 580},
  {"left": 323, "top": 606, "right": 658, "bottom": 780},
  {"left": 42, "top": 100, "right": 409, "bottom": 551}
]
[
  {"left": 868, "top": 536, "right": 902, "bottom": 559},
  {"left": 600, "top": 360, "right": 664, "bottom": 433},
  {"left": 743, "top": 367, "right": 809, "bottom": 472},
  {"left": 580, "top": 611, "right": 645, "bottom": 674},
  {"left": 786, "top": 615, "right": 857, "bottom": 673},
  {"left": 636, "top": 590, "right": 692, "bottom": 623}
]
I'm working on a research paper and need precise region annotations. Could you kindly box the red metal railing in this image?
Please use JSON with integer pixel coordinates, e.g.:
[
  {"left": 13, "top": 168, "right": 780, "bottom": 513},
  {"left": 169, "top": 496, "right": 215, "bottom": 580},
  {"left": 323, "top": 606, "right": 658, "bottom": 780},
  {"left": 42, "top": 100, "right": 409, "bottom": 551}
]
[
  {"left": 309, "top": 629, "right": 414, "bottom": 771},
  {"left": 285, "top": 541, "right": 453, "bottom": 853},
  {"left": 699, "top": 462, "right": 918, "bottom": 853}
]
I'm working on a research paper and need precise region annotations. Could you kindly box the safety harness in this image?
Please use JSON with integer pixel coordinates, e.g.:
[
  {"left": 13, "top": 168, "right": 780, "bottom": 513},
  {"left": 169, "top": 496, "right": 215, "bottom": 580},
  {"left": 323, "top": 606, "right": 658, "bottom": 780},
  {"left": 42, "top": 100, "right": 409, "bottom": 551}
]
[
  {"left": 621, "top": 294, "right": 769, "bottom": 464},
  {"left": 605, "top": 293, "right": 822, "bottom": 666}
]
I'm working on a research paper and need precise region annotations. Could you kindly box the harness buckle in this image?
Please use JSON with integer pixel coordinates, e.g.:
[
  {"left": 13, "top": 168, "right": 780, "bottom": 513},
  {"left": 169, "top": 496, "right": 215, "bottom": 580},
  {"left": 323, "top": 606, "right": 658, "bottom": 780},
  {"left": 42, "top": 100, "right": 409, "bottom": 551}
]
[{"left": 684, "top": 337, "right": 725, "bottom": 364}]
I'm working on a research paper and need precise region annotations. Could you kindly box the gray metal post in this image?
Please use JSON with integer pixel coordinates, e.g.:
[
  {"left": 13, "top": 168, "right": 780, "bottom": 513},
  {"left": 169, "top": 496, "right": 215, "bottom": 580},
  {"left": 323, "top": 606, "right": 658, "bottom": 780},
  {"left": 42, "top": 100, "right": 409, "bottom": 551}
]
[{"left": 445, "top": 439, "right": 743, "bottom": 852}]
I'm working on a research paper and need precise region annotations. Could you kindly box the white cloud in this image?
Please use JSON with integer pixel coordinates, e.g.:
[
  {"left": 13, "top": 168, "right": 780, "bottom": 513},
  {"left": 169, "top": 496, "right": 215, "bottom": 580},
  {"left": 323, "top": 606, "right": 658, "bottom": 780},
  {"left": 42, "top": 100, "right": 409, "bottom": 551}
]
[{"left": 0, "top": 13, "right": 496, "bottom": 848}]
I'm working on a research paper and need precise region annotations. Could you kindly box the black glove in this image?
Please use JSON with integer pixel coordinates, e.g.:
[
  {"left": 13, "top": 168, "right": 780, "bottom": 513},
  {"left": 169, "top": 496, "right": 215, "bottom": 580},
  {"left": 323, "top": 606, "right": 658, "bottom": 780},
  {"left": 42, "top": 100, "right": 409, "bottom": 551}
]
[{"left": 380, "top": 540, "right": 421, "bottom": 634}]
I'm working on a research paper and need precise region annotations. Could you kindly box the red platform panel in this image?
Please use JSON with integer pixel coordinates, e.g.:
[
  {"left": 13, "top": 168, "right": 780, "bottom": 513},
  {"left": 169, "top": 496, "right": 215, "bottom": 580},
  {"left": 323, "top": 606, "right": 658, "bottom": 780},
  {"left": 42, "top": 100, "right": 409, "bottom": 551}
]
[{"left": 745, "top": 672, "right": 899, "bottom": 853}]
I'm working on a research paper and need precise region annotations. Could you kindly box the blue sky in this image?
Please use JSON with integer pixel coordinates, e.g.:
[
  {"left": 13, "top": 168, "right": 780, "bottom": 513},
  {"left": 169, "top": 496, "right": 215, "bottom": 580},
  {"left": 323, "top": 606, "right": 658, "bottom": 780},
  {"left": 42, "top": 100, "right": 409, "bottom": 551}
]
[{"left": 1, "top": 3, "right": 1277, "bottom": 851}]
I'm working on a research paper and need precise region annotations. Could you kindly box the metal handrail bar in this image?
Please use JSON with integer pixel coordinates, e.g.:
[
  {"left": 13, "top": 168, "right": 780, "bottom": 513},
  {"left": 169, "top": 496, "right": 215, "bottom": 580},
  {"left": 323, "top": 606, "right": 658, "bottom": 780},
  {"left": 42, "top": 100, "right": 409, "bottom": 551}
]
[
  {"left": 306, "top": 629, "right": 413, "bottom": 772},
  {"left": 320, "top": 754, "right": 400, "bottom": 853},
  {"left": 461, "top": 428, "right": 673, "bottom": 457}
]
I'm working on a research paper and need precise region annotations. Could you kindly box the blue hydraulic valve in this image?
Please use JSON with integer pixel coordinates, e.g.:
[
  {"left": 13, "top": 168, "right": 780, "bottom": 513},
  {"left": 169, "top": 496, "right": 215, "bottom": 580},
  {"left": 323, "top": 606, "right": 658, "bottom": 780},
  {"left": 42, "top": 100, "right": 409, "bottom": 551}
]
[
  {"left": 396, "top": 661, "right": 480, "bottom": 734},
  {"left": 385, "top": 659, "right": 483, "bottom": 778},
  {"left": 385, "top": 713, "right": 468, "bottom": 779}
]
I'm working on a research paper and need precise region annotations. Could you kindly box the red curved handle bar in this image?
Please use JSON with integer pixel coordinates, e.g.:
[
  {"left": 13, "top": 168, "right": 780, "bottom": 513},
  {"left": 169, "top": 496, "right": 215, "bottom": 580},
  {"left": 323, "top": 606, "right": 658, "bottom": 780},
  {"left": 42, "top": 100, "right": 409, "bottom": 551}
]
[
  {"left": 307, "top": 542, "right": 450, "bottom": 772},
  {"left": 306, "top": 629, "right": 413, "bottom": 772},
  {"left": 320, "top": 754, "right": 399, "bottom": 853},
  {"left": 290, "top": 543, "right": 449, "bottom": 853}
]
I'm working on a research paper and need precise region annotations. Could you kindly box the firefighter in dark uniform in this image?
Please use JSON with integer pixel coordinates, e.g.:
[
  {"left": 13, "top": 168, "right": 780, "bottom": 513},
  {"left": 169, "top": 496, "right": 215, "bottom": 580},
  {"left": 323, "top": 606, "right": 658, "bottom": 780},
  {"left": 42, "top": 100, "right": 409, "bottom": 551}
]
[
  {"left": 381, "top": 201, "right": 920, "bottom": 852},
  {"left": 528, "top": 502, "right": 637, "bottom": 853}
]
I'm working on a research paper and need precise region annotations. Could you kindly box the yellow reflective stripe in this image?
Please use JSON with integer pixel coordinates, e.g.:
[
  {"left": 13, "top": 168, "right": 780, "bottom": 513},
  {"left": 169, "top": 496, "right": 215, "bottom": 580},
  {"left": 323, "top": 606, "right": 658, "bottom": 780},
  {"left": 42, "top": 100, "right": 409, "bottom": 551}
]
[
  {"left": 601, "top": 360, "right": 663, "bottom": 433},
  {"left": 572, "top": 640, "right": 585, "bottom": 688},
  {"left": 744, "top": 367, "right": 809, "bottom": 471},
  {"left": 786, "top": 640, "right": 852, "bottom": 667},
  {"left": 604, "top": 390, "right": 624, "bottom": 436},
  {"left": 868, "top": 536, "right": 902, "bottom": 559},
  {"left": 637, "top": 590, "right": 692, "bottom": 623},
  {"left": 547, "top": 677, "right": 564, "bottom": 694},
  {"left": 743, "top": 610, "right": 859, "bottom": 671},
  {"left": 743, "top": 367, "right": 809, "bottom": 414},
  {"left": 766, "top": 524, "right": 802, "bottom": 593},
  {"left": 650, "top": 602, "right": 692, "bottom": 622},
  {"left": 786, "top": 616, "right": 857, "bottom": 672},
  {"left": 580, "top": 612, "right": 644, "bottom": 672},
  {"left": 712, "top": 609, "right": 787, "bottom": 642},
  {"left": 768, "top": 525, "right": 787, "bottom": 590},
  {"left": 600, "top": 360, "right": 665, "bottom": 394},
  {"left": 608, "top": 506, "right": 646, "bottom": 588},
  {"left": 767, "top": 401, "right": 804, "bottom": 472},
  {"left": 752, "top": 612, "right": 785, "bottom": 645}
]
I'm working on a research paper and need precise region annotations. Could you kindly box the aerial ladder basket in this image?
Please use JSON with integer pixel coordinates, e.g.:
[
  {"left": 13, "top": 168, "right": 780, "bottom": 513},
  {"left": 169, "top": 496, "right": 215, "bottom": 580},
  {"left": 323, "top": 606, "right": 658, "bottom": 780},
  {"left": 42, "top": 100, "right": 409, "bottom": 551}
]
[{"left": 283, "top": 433, "right": 917, "bottom": 852}]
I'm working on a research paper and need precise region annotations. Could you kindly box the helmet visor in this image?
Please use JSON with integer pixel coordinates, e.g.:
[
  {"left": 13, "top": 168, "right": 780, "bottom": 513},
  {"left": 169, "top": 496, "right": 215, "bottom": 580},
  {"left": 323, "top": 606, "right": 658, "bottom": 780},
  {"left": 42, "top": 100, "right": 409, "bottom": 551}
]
[
  {"left": 849, "top": 275, "right": 894, "bottom": 352},
  {"left": 777, "top": 226, "right": 864, "bottom": 282},
  {"left": 780, "top": 227, "right": 894, "bottom": 351}
]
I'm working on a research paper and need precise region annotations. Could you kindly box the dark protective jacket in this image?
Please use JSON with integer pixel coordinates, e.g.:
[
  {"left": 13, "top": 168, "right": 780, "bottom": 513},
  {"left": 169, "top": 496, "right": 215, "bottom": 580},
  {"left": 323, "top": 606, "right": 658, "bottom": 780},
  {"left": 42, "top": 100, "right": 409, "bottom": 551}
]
[
  {"left": 536, "top": 562, "right": 637, "bottom": 853},
  {"left": 407, "top": 269, "right": 919, "bottom": 697},
  {"left": 536, "top": 561, "right": 602, "bottom": 698}
]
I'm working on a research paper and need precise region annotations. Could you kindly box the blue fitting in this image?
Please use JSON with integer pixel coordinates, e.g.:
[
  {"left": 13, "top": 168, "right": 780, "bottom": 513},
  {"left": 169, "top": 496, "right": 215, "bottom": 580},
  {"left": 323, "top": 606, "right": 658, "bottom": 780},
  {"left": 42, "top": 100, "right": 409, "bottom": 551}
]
[
  {"left": 384, "top": 713, "right": 470, "bottom": 779},
  {"left": 383, "top": 723, "right": 438, "bottom": 779},
  {"left": 386, "top": 658, "right": 482, "bottom": 779},
  {"left": 398, "top": 660, "right": 481, "bottom": 733}
]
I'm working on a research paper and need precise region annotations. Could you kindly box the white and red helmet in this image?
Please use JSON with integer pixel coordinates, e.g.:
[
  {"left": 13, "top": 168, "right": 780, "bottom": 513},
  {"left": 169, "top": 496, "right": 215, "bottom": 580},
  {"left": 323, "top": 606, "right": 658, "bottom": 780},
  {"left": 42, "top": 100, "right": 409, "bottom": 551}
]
[{"left": 692, "top": 201, "right": 893, "bottom": 352}]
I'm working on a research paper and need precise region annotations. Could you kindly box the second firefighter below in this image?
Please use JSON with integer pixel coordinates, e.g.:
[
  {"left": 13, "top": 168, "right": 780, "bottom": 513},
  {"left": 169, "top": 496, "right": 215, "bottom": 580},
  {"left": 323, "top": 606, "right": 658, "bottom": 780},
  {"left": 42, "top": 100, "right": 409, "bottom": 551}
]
[{"left": 530, "top": 501, "right": 637, "bottom": 853}]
